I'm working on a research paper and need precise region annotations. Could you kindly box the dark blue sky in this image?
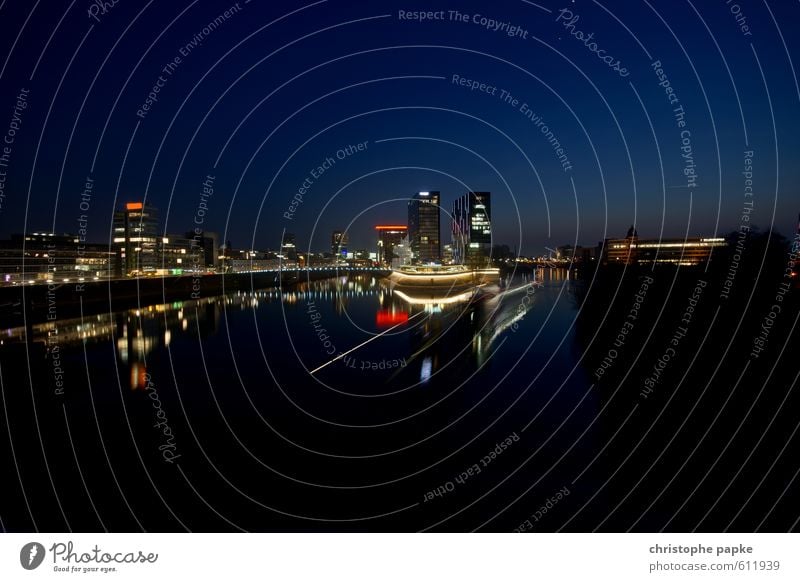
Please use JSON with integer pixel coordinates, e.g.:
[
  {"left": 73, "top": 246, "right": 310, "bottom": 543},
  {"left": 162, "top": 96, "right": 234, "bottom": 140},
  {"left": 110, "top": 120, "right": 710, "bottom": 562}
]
[{"left": 0, "top": 0, "right": 797, "bottom": 255}]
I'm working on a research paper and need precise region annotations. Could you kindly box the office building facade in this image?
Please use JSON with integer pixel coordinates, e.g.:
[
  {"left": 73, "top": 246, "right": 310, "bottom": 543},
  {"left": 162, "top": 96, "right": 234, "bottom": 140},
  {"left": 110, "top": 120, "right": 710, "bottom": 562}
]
[
  {"left": 113, "top": 202, "right": 159, "bottom": 275},
  {"left": 603, "top": 226, "right": 726, "bottom": 266},
  {"left": 0, "top": 233, "right": 113, "bottom": 283},
  {"left": 375, "top": 225, "right": 407, "bottom": 266},
  {"left": 408, "top": 191, "right": 441, "bottom": 263},
  {"left": 452, "top": 191, "right": 492, "bottom": 267},
  {"left": 281, "top": 232, "right": 297, "bottom": 261},
  {"left": 331, "top": 230, "right": 348, "bottom": 257}
]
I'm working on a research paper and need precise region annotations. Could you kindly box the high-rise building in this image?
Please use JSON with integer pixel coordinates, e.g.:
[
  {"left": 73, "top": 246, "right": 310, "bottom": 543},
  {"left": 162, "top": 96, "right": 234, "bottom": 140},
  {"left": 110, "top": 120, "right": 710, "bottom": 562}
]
[
  {"left": 331, "top": 230, "right": 348, "bottom": 257},
  {"left": 408, "top": 191, "right": 441, "bottom": 263},
  {"left": 281, "top": 232, "right": 297, "bottom": 261},
  {"left": 375, "top": 225, "right": 408, "bottom": 266},
  {"left": 791, "top": 213, "right": 799, "bottom": 287},
  {"left": 113, "top": 202, "right": 159, "bottom": 275},
  {"left": 452, "top": 191, "right": 492, "bottom": 267}
]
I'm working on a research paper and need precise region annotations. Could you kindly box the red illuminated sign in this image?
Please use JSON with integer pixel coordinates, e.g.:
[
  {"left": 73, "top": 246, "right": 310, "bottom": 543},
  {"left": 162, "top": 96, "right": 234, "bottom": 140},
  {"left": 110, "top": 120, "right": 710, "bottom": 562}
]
[{"left": 376, "top": 310, "right": 408, "bottom": 327}]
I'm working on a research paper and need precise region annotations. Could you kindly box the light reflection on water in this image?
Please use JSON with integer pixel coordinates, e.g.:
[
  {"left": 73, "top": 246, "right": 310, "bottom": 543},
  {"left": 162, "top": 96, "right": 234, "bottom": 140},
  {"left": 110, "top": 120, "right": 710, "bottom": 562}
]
[{"left": 1, "top": 270, "right": 577, "bottom": 391}]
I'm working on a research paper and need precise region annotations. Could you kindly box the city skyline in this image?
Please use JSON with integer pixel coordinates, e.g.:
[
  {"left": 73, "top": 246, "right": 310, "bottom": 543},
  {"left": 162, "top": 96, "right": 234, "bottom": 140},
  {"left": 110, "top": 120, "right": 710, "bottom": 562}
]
[
  {"left": 0, "top": 1, "right": 797, "bottom": 257},
  {"left": 8, "top": 193, "right": 790, "bottom": 259},
  {"left": 1, "top": 0, "right": 799, "bottom": 547},
  {"left": 1, "top": 199, "right": 785, "bottom": 287}
]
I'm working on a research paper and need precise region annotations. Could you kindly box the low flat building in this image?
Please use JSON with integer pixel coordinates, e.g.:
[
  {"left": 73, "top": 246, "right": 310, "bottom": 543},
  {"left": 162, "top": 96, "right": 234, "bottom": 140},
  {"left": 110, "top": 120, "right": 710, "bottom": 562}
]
[
  {"left": 0, "top": 232, "right": 114, "bottom": 283},
  {"left": 603, "top": 226, "right": 726, "bottom": 266}
]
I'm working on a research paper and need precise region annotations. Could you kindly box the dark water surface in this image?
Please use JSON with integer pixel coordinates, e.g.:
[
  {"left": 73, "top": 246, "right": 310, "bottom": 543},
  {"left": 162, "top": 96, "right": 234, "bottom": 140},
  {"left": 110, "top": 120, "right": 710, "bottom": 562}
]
[{"left": 1, "top": 268, "right": 798, "bottom": 532}]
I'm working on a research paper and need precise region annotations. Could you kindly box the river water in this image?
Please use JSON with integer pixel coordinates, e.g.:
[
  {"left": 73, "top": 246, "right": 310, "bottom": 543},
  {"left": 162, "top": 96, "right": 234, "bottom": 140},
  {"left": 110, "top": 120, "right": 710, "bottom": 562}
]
[
  {"left": 1, "top": 269, "right": 608, "bottom": 531},
  {"left": 5, "top": 267, "right": 793, "bottom": 532}
]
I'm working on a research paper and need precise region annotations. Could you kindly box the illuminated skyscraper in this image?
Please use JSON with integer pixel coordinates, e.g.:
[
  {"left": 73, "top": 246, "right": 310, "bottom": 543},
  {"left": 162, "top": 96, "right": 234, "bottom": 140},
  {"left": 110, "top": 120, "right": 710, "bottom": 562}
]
[
  {"left": 281, "top": 232, "right": 297, "bottom": 261},
  {"left": 331, "top": 230, "right": 348, "bottom": 257},
  {"left": 113, "top": 202, "right": 159, "bottom": 275},
  {"left": 408, "top": 191, "right": 441, "bottom": 263},
  {"left": 452, "top": 191, "right": 492, "bottom": 267},
  {"left": 375, "top": 225, "right": 408, "bottom": 266},
  {"left": 792, "top": 213, "right": 800, "bottom": 285}
]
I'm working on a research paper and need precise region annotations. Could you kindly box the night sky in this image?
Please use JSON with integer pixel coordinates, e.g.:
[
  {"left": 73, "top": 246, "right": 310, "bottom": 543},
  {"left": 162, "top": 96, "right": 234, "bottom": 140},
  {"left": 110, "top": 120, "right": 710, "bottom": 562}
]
[{"left": 0, "top": 0, "right": 797, "bottom": 255}]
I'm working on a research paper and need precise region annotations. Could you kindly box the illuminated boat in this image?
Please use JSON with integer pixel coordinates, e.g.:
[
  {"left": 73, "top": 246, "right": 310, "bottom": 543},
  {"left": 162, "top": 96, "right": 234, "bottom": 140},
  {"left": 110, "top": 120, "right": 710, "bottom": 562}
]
[{"left": 388, "top": 264, "right": 500, "bottom": 295}]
